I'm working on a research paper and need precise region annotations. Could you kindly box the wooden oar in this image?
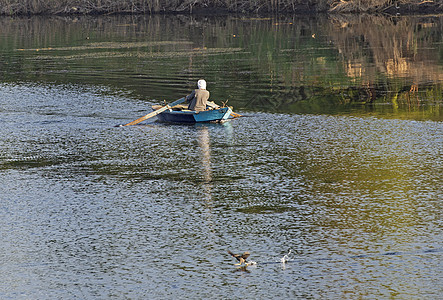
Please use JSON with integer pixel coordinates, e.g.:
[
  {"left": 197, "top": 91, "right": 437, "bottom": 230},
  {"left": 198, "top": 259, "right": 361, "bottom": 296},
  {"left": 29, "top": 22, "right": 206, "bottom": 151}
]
[
  {"left": 206, "top": 101, "right": 242, "bottom": 118},
  {"left": 122, "top": 97, "right": 186, "bottom": 126},
  {"left": 229, "top": 111, "right": 242, "bottom": 118}
]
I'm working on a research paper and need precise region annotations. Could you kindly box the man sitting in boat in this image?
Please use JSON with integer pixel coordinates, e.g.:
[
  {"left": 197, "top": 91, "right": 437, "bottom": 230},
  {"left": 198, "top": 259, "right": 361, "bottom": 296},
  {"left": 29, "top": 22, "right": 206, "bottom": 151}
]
[{"left": 185, "top": 79, "right": 209, "bottom": 112}]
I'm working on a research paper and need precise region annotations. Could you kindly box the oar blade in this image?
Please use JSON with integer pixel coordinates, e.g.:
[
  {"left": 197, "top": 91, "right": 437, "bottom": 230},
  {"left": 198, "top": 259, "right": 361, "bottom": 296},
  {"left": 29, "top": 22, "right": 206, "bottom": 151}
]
[{"left": 230, "top": 112, "right": 242, "bottom": 118}]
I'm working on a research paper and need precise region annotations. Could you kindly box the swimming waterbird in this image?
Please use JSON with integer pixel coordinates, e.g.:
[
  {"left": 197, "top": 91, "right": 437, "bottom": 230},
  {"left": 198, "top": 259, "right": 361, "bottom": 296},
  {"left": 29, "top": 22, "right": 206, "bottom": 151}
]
[{"left": 228, "top": 250, "right": 250, "bottom": 265}]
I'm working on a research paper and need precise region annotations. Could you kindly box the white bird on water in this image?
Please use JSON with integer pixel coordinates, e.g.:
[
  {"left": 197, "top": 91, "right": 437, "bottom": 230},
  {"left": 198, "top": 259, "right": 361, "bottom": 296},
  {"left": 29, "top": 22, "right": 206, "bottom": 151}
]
[{"left": 280, "top": 250, "right": 292, "bottom": 263}]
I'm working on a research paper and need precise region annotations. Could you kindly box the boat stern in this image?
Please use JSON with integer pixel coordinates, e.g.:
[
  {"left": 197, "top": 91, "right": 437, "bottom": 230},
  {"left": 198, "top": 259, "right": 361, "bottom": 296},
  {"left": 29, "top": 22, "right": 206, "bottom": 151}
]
[{"left": 193, "top": 107, "right": 232, "bottom": 123}]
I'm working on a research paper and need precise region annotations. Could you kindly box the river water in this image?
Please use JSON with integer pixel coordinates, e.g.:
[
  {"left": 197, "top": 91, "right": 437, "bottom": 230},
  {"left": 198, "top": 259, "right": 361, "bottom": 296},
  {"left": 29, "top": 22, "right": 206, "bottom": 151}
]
[{"left": 0, "top": 14, "right": 442, "bottom": 299}]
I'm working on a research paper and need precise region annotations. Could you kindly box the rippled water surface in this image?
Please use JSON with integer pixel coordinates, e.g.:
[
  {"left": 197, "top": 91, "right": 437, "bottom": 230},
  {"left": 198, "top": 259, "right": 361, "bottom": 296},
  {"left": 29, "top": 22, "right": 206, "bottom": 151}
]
[
  {"left": 0, "top": 14, "right": 442, "bottom": 299},
  {"left": 1, "top": 82, "right": 441, "bottom": 299}
]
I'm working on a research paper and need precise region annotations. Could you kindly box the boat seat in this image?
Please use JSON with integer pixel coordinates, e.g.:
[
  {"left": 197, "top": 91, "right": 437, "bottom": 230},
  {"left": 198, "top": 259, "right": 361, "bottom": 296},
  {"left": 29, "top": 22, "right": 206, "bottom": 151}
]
[
  {"left": 152, "top": 104, "right": 213, "bottom": 112},
  {"left": 152, "top": 104, "right": 192, "bottom": 112}
]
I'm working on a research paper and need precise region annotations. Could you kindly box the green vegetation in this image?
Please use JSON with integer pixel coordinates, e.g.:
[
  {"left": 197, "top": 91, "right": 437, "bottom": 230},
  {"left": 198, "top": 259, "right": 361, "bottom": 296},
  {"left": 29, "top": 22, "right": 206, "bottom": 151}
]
[{"left": 0, "top": 0, "right": 442, "bottom": 15}]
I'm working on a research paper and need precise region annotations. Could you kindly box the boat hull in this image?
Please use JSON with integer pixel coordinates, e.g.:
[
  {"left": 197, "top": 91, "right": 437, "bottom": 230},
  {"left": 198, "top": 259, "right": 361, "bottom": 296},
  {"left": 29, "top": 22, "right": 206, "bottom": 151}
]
[{"left": 155, "top": 107, "right": 232, "bottom": 123}]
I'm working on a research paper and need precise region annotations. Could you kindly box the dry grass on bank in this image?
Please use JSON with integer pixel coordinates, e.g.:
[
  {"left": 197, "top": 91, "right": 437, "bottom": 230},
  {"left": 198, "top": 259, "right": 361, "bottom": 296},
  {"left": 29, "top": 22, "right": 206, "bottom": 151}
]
[
  {"left": 330, "top": 0, "right": 442, "bottom": 13},
  {"left": 0, "top": 0, "right": 442, "bottom": 15}
]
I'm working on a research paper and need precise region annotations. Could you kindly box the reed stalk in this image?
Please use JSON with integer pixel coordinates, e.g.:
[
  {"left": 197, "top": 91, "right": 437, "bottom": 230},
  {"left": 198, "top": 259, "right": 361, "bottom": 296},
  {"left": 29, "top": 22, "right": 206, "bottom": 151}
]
[{"left": 0, "top": 0, "right": 441, "bottom": 15}]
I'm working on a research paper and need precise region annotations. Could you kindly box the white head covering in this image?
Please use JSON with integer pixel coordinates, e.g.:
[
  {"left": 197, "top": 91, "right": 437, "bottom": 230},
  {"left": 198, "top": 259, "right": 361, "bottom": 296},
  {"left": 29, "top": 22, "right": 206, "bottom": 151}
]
[{"left": 197, "top": 79, "right": 207, "bottom": 90}]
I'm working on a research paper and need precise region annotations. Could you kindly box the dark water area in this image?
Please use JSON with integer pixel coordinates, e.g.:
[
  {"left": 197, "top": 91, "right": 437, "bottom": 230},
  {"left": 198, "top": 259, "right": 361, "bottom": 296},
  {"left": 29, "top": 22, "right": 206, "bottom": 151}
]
[
  {"left": 1, "top": 14, "right": 442, "bottom": 120},
  {"left": 0, "top": 15, "right": 442, "bottom": 299}
]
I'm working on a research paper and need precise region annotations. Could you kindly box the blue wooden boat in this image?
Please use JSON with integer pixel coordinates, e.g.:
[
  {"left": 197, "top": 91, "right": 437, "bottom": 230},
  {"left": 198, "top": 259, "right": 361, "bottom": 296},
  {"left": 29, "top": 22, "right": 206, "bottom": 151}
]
[{"left": 152, "top": 105, "right": 232, "bottom": 123}]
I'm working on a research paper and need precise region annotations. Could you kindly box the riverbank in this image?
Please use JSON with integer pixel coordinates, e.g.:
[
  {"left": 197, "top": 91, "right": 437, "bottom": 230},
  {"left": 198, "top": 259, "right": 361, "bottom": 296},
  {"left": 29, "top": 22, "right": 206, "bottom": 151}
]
[{"left": 1, "top": 0, "right": 442, "bottom": 16}]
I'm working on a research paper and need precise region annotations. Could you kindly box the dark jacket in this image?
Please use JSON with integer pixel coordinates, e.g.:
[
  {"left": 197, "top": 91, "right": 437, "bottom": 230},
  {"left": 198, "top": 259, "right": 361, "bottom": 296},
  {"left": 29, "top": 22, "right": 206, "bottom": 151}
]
[{"left": 186, "top": 89, "right": 210, "bottom": 112}]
